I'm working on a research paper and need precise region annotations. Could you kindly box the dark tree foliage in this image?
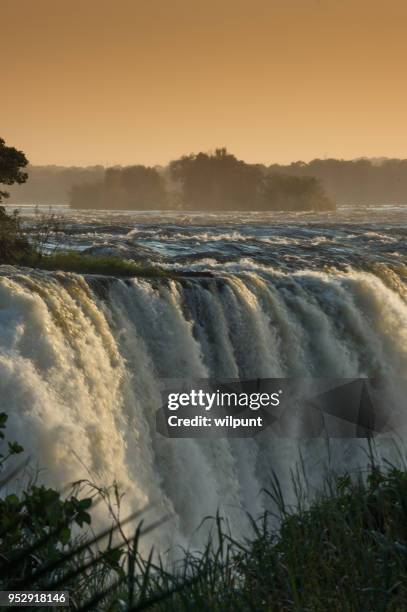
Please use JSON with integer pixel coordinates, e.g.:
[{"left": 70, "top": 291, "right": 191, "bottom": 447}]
[
  {"left": 0, "top": 138, "right": 30, "bottom": 263},
  {"left": 260, "top": 173, "right": 335, "bottom": 211},
  {"left": 0, "top": 207, "right": 31, "bottom": 263},
  {"left": 269, "top": 157, "right": 407, "bottom": 204},
  {"left": 169, "top": 148, "right": 263, "bottom": 211},
  {"left": 0, "top": 137, "right": 29, "bottom": 202},
  {"left": 170, "top": 148, "right": 334, "bottom": 211},
  {"left": 120, "top": 165, "right": 167, "bottom": 208},
  {"left": 70, "top": 165, "right": 167, "bottom": 210}
]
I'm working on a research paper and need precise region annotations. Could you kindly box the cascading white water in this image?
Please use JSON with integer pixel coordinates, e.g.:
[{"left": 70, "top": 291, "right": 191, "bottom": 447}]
[{"left": 0, "top": 265, "right": 406, "bottom": 550}]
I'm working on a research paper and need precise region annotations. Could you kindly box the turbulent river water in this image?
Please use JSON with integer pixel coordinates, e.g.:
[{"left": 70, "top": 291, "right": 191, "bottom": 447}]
[{"left": 1, "top": 204, "right": 406, "bottom": 550}]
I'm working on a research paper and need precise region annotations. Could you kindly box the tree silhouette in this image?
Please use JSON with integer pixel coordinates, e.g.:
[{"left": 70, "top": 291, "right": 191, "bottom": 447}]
[
  {"left": 0, "top": 137, "right": 28, "bottom": 202},
  {"left": 169, "top": 149, "right": 262, "bottom": 210},
  {"left": 260, "top": 173, "right": 335, "bottom": 211},
  {"left": 169, "top": 149, "right": 334, "bottom": 211},
  {"left": 0, "top": 138, "right": 30, "bottom": 262},
  {"left": 70, "top": 165, "right": 167, "bottom": 210}
]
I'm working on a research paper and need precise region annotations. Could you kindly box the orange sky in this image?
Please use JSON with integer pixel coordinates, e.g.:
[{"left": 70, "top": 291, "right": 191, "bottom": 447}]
[{"left": 2, "top": 0, "right": 407, "bottom": 166}]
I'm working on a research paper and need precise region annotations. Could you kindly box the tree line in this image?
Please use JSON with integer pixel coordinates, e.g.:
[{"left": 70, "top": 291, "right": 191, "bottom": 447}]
[
  {"left": 270, "top": 158, "right": 407, "bottom": 205},
  {"left": 69, "top": 148, "right": 334, "bottom": 211},
  {"left": 7, "top": 143, "right": 407, "bottom": 210}
]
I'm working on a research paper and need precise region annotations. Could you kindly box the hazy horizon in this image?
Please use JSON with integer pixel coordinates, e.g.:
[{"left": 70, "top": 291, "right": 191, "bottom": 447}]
[
  {"left": 16, "top": 154, "right": 407, "bottom": 170},
  {"left": 2, "top": 0, "right": 407, "bottom": 167}
]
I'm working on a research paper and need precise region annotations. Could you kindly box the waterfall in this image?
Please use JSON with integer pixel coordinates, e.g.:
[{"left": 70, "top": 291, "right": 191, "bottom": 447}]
[{"left": 0, "top": 265, "right": 406, "bottom": 549}]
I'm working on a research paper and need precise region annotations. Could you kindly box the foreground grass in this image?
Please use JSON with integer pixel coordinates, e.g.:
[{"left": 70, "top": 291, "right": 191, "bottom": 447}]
[
  {"left": 18, "top": 251, "right": 174, "bottom": 278},
  {"left": 138, "top": 464, "right": 407, "bottom": 612},
  {"left": 3, "top": 423, "right": 407, "bottom": 612}
]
